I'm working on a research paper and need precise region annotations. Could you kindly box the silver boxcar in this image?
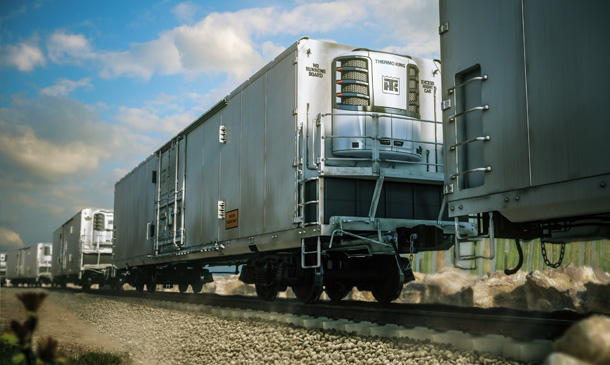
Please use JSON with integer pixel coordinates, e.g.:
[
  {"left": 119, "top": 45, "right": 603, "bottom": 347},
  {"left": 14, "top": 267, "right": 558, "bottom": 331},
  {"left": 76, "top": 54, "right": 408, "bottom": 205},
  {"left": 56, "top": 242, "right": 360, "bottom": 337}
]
[
  {"left": 0, "top": 253, "right": 6, "bottom": 286},
  {"left": 5, "top": 243, "right": 52, "bottom": 286},
  {"left": 439, "top": 0, "right": 610, "bottom": 244},
  {"left": 51, "top": 208, "right": 114, "bottom": 289},
  {"left": 114, "top": 38, "right": 475, "bottom": 302}
]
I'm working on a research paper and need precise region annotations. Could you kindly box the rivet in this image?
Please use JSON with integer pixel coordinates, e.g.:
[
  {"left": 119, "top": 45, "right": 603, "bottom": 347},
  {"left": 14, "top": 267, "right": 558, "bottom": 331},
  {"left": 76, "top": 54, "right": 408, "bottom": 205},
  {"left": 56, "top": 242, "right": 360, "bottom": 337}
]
[
  {"left": 458, "top": 205, "right": 463, "bottom": 209},
  {"left": 601, "top": 181, "right": 606, "bottom": 188},
  {"left": 450, "top": 206, "right": 455, "bottom": 211},
  {"left": 515, "top": 196, "right": 520, "bottom": 201},
  {"left": 504, "top": 197, "right": 509, "bottom": 202}
]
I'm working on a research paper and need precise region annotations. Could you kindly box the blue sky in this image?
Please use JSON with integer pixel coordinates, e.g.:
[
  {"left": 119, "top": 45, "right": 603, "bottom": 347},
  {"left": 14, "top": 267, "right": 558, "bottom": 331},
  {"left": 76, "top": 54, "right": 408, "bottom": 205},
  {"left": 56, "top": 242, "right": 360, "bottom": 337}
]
[{"left": 0, "top": 0, "right": 440, "bottom": 251}]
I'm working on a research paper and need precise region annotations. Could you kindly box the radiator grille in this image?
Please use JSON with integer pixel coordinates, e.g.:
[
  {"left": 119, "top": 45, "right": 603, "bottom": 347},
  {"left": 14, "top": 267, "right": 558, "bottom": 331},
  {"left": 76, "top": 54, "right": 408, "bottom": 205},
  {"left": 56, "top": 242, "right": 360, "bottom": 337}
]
[
  {"left": 342, "top": 97, "right": 369, "bottom": 106},
  {"left": 407, "top": 64, "right": 420, "bottom": 118},
  {"left": 342, "top": 71, "right": 368, "bottom": 82},
  {"left": 335, "top": 57, "right": 370, "bottom": 108},
  {"left": 342, "top": 59, "right": 367, "bottom": 69},
  {"left": 341, "top": 83, "right": 369, "bottom": 95}
]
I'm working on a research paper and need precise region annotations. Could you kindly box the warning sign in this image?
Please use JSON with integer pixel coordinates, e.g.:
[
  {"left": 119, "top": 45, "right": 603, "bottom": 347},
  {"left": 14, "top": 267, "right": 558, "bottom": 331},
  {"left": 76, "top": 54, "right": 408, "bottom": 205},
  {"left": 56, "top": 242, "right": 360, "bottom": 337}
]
[{"left": 226, "top": 209, "right": 238, "bottom": 229}]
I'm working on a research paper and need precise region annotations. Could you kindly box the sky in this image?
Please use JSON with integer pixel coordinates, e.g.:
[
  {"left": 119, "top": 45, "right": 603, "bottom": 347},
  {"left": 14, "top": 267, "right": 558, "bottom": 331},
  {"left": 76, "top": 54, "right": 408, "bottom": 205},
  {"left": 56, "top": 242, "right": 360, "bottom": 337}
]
[{"left": 0, "top": 0, "right": 440, "bottom": 251}]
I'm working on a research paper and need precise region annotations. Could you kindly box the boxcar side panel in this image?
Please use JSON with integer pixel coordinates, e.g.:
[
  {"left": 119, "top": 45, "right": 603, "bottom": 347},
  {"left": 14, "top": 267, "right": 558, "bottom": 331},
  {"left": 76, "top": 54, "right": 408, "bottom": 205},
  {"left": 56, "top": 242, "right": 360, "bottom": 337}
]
[
  {"left": 524, "top": 0, "right": 610, "bottom": 186},
  {"left": 219, "top": 94, "right": 243, "bottom": 242},
  {"left": 265, "top": 50, "right": 298, "bottom": 234},
  {"left": 240, "top": 75, "right": 267, "bottom": 237},
  {"left": 200, "top": 113, "right": 222, "bottom": 245}
]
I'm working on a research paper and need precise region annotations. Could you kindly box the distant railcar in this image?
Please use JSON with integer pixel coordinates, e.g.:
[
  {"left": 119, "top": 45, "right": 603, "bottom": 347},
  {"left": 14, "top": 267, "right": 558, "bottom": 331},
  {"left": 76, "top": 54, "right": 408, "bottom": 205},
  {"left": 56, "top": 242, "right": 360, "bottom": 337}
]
[
  {"left": 439, "top": 0, "right": 610, "bottom": 268},
  {"left": 1, "top": 252, "right": 7, "bottom": 286},
  {"left": 51, "top": 208, "right": 114, "bottom": 289},
  {"left": 5, "top": 243, "right": 52, "bottom": 286},
  {"left": 114, "top": 38, "right": 474, "bottom": 303}
]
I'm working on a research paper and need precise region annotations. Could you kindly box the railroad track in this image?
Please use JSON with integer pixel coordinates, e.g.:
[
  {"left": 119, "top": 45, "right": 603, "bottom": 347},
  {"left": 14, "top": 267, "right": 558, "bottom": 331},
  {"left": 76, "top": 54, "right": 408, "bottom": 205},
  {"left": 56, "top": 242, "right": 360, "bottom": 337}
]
[{"left": 57, "top": 287, "right": 590, "bottom": 341}]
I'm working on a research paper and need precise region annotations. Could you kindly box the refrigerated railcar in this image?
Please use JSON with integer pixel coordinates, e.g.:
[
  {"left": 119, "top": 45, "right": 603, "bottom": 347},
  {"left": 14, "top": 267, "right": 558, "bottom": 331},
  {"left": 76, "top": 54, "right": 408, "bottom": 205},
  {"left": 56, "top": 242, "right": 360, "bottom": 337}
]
[
  {"left": 5, "top": 243, "right": 52, "bottom": 286},
  {"left": 439, "top": 0, "right": 610, "bottom": 265},
  {"left": 114, "top": 38, "right": 475, "bottom": 303},
  {"left": 0, "top": 253, "right": 6, "bottom": 286},
  {"left": 51, "top": 208, "right": 114, "bottom": 289}
]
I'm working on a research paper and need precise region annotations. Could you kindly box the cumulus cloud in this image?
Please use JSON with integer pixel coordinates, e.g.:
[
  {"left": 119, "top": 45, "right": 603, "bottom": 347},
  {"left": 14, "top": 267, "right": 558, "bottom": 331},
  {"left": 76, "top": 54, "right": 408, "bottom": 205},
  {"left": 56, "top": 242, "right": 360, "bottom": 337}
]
[
  {"left": 0, "top": 128, "right": 103, "bottom": 177},
  {"left": 0, "top": 39, "right": 46, "bottom": 71},
  {"left": 0, "top": 95, "right": 119, "bottom": 183},
  {"left": 172, "top": 1, "right": 201, "bottom": 24},
  {"left": 370, "top": 0, "right": 440, "bottom": 58},
  {"left": 47, "top": 31, "right": 96, "bottom": 64},
  {"left": 0, "top": 227, "right": 24, "bottom": 252},
  {"left": 35, "top": 1, "right": 439, "bottom": 81},
  {"left": 40, "top": 77, "right": 93, "bottom": 97}
]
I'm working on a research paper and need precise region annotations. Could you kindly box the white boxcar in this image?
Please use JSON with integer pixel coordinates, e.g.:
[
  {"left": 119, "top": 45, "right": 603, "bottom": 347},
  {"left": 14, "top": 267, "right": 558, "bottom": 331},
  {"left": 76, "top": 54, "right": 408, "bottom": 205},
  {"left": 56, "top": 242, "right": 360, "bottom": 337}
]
[
  {"left": 439, "top": 0, "right": 610, "bottom": 242},
  {"left": 0, "top": 252, "right": 7, "bottom": 286},
  {"left": 5, "top": 243, "right": 52, "bottom": 286},
  {"left": 114, "top": 38, "right": 475, "bottom": 303},
  {"left": 52, "top": 208, "right": 114, "bottom": 289}
]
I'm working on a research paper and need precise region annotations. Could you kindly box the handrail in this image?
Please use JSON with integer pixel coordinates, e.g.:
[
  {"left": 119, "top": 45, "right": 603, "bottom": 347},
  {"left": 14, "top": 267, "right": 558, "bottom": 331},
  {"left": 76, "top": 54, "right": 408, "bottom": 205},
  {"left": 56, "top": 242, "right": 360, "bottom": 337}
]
[
  {"left": 448, "top": 105, "right": 489, "bottom": 122},
  {"left": 323, "top": 134, "right": 444, "bottom": 147},
  {"left": 321, "top": 112, "right": 442, "bottom": 125},
  {"left": 308, "top": 112, "right": 444, "bottom": 172},
  {"left": 449, "top": 135, "right": 491, "bottom": 150},
  {"left": 450, "top": 166, "right": 491, "bottom": 180},
  {"left": 448, "top": 74, "right": 488, "bottom": 94}
]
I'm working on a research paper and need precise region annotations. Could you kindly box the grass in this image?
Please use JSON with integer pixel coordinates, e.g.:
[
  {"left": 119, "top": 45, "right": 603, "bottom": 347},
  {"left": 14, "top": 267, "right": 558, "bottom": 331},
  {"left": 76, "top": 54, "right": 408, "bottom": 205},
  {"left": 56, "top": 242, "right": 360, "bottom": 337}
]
[{"left": 0, "top": 327, "right": 130, "bottom": 365}]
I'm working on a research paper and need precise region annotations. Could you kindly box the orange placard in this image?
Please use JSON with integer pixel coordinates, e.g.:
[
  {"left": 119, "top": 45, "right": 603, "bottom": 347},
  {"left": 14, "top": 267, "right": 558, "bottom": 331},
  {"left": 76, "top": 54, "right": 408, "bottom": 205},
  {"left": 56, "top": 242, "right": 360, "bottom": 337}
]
[{"left": 225, "top": 209, "right": 238, "bottom": 229}]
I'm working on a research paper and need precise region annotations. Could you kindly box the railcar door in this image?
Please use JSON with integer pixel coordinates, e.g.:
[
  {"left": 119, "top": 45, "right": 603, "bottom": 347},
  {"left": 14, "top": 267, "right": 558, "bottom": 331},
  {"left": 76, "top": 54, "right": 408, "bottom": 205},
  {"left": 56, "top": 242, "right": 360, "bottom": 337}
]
[{"left": 154, "top": 138, "right": 186, "bottom": 254}]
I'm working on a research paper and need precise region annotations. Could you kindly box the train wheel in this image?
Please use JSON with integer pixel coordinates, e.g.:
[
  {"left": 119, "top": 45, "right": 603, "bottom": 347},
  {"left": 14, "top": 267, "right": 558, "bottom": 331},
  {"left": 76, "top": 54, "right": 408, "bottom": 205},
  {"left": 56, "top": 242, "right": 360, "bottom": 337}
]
[
  {"left": 178, "top": 283, "right": 189, "bottom": 293},
  {"left": 325, "top": 283, "right": 351, "bottom": 302},
  {"left": 292, "top": 268, "right": 323, "bottom": 304},
  {"left": 191, "top": 281, "right": 203, "bottom": 294},
  {"left": 371, "top": 256, "right": 404, "bottom": 304},
  {"left": 147, "top": 271, "right": 157, "bottom": 293},
  {"left": 82, "top": 276, "right": 92, "bottom": 291},
  {"left": 255, "top": 283, "right": 280, "bottom": 301}
]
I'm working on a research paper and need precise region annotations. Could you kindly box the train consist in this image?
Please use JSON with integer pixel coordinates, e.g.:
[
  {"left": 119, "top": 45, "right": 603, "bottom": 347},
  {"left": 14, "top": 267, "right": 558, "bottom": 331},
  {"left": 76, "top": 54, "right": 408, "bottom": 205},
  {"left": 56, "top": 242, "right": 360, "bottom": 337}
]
[
  {"left": 438, "top": 0, "right": 610, "bottom": 271},
  {"left": 112, "top": 39, "right": 472, "bottom": 303},
  {"left": 3, "top": 1, "right": 608, "bottom": 300},
  {"left": 4, "top": 243, "right": 53, "bottom": 287}
]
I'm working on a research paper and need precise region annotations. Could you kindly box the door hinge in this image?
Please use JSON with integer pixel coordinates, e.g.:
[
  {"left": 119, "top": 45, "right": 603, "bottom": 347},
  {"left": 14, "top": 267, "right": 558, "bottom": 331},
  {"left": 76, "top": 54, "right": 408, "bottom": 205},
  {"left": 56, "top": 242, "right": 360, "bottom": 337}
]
[
  {"left": 217, "top": 201, "right": 226, "bottom": 219},
  {"left": 442, "top": 99, "right": 452, "bottom": 111},
  {"left": 219, "top": 125, "right": 227, "bottom": 143},
  {"left": 444, "top": 184, "right": 454, "bottom": 194},
  {"left": 439, "top": 22, "right": 449, "bottom": 35}
]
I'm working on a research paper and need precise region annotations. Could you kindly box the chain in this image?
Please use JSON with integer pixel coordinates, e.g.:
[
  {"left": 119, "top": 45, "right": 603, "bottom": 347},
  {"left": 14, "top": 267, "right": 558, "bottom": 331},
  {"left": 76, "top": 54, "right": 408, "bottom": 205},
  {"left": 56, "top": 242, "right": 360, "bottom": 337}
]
[
  {"left": 405, "top": 234, "right": 416, "bottom": 270},
  {"left": 541, "top": 242, "right": 565, "bottom": 268}
]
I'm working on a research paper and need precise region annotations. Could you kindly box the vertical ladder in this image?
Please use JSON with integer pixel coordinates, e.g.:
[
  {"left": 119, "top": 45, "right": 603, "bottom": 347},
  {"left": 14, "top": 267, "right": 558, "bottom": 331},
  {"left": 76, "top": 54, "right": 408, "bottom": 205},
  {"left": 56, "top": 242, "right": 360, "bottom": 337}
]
[
  {"left": 301, "top": 237, "right": 321, "bottom": 269},
  {"left": 444, "top": 74, "right": 492, "bottom": 190}
]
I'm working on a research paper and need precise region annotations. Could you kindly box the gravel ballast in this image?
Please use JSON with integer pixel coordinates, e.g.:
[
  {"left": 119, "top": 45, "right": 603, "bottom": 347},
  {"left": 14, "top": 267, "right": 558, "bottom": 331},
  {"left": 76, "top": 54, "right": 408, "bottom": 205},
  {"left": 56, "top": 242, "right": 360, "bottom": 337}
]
[{"left": 22, "top": 290, "right": 531, "bottom": 365}]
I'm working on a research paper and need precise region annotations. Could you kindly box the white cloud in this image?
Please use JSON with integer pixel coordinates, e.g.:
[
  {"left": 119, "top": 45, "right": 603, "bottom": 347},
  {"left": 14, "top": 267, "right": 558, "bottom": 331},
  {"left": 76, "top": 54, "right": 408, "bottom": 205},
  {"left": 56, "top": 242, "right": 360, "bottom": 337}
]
[
  {"left": 0, "top": 40, "right": 46, "bottom": 71},
  {"left": 40, "top": 77, "right": 93, "bottom": 97},
  {"left": 115, "top": 106, "right": 194, "bottom": 135},
  {"left": 261, "top": 41, "right": 286, "bottom": 61},
  {"left": 0, "top": 95, "right": 121, "bottom": 184},
  {"left": 47, "top": 31, "right": 95, "bottom": 64},
  {"left": 36, "top": 1, "right": 439, "bottom": 81},
  {"left": 172, "top": 1, "right": 201, "bottom": 24},
  {"left": 0, "top": 127, "right": 105, "bottom": 177},
  {"left": 0, "top": 227, "right": 24, "bottom": 252}
]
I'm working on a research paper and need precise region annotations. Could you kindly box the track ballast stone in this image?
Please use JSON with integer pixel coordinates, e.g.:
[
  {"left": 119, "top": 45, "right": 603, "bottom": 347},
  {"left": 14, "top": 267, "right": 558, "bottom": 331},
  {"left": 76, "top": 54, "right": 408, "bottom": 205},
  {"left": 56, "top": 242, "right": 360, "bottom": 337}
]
[{"left": 47, "top": 292, "right": 529, "bottom": 364}]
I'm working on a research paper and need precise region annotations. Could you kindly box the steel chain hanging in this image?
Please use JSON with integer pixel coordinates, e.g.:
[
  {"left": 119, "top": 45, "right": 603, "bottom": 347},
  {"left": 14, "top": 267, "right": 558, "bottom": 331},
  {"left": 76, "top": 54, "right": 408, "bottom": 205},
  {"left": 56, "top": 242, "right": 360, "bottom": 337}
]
[{"left": 541, "top": 242, "right": 565, "bottom": 268}]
